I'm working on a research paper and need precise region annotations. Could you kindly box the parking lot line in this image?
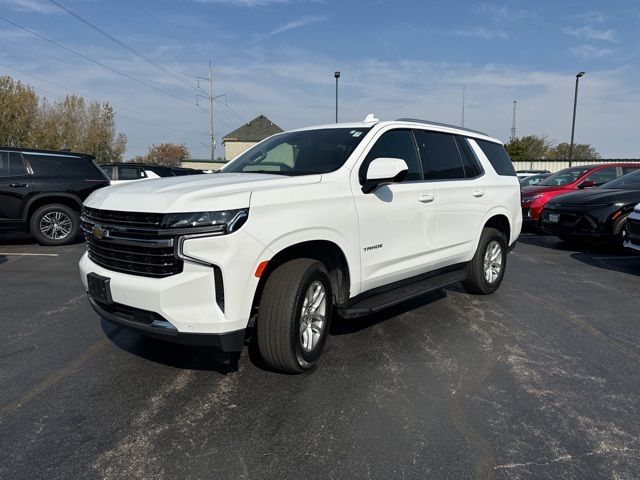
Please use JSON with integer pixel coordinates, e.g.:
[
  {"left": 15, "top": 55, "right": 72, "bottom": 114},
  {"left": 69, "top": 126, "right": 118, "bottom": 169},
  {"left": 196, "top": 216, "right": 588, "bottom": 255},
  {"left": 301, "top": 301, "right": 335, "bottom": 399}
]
[{"left": 0, "top": 252, "right": 59, "bottom": 257}]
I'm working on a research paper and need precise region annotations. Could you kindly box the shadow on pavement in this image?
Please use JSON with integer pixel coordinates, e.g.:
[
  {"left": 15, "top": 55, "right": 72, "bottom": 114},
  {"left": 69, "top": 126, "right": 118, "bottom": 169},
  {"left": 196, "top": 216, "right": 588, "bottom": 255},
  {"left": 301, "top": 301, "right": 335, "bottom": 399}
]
[
  {"left": 0, "top": 233, "right": 36, "bottom": 246},
  {"left": 0, "top": 255, "right": 7, "bottom": 265},
  {"left": 571, "top": 251, "right": 640, "bottom": 276},
  {"left": 101, "top": 321, "right": 240, "bottom": 374}
]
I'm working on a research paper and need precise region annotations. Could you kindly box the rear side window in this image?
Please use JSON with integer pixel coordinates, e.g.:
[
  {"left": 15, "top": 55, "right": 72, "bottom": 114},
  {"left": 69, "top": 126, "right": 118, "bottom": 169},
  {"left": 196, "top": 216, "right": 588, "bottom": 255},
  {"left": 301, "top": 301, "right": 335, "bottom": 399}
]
[
  {"left": 100, "top": 165, "right": 114, "bottom": 179},
  {"left": 0, "top": 152, "right": 28, "bottom": 176},
  {"left": 25, "top": 154, "right": 102, "bottom": 177},
  {"left": 414, "top": 130, "right": 465, "bottom": 180},
  {"left": 475, "top": 140, "right": 516, "bottom": 176},
  {"left": 583, "top": 167, "right": 617, "bottom": 185},
  {"left": 622, "top": 166, "right": 640, "bottom": 175},
  {"left": 118, "top": 165, "right": 143, "bottom": 180},
  {"left": 456, "top": 137, "right": 483, "bottom": 178}
]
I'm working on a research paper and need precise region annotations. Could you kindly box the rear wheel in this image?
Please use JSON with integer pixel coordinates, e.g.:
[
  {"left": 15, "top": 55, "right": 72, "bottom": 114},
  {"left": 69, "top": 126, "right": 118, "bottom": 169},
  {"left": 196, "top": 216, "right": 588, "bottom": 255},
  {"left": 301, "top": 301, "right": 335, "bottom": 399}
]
[
  {"left": 29, "top": 204, "right": 79, "bottom": 246},
  {"left": 463, "top": 227, "right": 507, "bottom": 295},
  {"left": 256, "top": 258, "right": 332, "bottom": 373}
]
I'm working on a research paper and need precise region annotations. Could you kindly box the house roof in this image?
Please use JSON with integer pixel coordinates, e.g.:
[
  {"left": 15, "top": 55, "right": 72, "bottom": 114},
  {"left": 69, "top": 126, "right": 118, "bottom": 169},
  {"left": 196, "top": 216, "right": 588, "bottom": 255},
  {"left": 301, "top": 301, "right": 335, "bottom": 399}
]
[{"left": 222, "top": 115, "right": 283, "bottom": 142}]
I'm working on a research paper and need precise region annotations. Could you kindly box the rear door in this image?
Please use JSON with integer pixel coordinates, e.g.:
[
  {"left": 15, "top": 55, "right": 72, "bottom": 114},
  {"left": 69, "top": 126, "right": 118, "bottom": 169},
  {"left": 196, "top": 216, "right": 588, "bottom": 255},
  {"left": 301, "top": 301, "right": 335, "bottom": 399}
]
[
  {"left": 0, "top": 151, "right": 33, "bottom": 223},
  {"left": 413, "top": 129, "right": 487, "bottom": 261}
]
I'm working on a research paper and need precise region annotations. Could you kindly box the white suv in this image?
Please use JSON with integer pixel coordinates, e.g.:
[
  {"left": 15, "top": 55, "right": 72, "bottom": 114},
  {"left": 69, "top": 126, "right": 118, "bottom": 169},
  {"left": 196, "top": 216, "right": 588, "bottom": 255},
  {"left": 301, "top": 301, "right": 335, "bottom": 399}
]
[{"left": 79, "top": 116, "right": 522, "bottom": 373}]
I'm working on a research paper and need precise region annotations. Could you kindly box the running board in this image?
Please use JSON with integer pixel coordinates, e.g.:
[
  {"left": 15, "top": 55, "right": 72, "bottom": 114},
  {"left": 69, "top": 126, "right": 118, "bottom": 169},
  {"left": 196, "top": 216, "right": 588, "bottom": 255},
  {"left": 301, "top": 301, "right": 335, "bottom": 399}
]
[{"left": 338, "top": 269, "right": 467, "bottom": 318}]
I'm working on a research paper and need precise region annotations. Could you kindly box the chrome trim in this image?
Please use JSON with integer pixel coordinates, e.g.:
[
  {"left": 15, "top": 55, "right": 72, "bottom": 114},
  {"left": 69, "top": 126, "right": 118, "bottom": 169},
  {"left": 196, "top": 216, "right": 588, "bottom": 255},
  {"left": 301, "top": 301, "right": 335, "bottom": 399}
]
[
  {"left": 80, "top": 225, "right": 174, "bottom": 247},
  {"left": 175, "top": 231, "right": 225, "bottom": 266}
]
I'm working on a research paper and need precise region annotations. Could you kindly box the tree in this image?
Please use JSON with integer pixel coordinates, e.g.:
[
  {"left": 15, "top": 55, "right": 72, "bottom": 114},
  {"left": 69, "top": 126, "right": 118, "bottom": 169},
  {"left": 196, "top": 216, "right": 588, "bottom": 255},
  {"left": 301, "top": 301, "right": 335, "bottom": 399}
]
[
  {"left": 504, "top": 135, "right": 551, "bottom": 161},
  {"left": 547, "top": 142, "right": 600, "bottom": 160},
  {"left": 0, "top": 75, "right": 127, "bottom": 163},
  {"left": 138, "top": 143, "right": 190, "bottom": 166},
  {"left": 0, "top": 76, "right": 39, "bottom": 147}
]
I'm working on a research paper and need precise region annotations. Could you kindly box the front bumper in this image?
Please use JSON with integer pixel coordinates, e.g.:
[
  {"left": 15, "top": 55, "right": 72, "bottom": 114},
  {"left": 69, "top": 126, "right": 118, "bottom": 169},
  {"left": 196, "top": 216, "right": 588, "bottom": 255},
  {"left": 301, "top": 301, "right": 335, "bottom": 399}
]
[
  {"left": 79, "top": 229, "right": 272, "bottom": 343},
  {"left": 623, "top": 212, "right": 640, "bottom": 251}
]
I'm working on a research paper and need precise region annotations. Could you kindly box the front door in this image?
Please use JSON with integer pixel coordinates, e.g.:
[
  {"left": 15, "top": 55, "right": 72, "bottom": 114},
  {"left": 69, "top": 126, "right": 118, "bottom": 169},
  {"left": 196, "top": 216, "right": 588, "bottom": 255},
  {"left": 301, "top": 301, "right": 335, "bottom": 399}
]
[
  {"left": 352, "top": 129, "right": 439, "bottom": 292},
  {"left": 0, "top": 151, "right": 33, "bottom": 225}
]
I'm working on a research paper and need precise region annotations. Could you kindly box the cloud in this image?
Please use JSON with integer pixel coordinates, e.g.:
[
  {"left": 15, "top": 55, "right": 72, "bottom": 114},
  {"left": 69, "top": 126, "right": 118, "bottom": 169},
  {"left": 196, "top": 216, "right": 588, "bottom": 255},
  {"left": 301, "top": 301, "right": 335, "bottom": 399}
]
[
  {"left": 563, "top": 25, "right": 617, "bottom": 43},
  {"left": 570, "top": 44, "right": 615, "bottom": 59},
  {"left": 474, "top": 3, "right": 531, "bottom": 21},
  {"left": 446, "top": 27, "right": 508, "bottom": 40},
  {"left": 266, "top": 15, "right": 328, "bottom": 37},
  {"left": 0, "top": 0, "right": 58, "bottom": 14},
  {"left": 575, "top": 11, "right": 606, "bottom": 24}
]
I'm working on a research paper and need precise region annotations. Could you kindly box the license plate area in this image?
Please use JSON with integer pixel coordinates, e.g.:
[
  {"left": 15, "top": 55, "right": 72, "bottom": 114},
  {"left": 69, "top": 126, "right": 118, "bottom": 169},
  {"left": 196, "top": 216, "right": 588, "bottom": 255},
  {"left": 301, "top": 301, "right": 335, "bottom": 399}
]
[
  {"left": 548, "top": 213, "right": 560, "bottom": 223},
  {"left": 87, "top": 272, "right": 113, "bottom": 305}
]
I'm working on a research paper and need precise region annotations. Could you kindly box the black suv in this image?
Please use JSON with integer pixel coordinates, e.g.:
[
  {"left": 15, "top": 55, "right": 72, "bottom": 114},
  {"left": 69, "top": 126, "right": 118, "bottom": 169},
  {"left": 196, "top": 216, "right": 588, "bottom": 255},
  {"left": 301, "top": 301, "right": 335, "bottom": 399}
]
[
  {"left": 100, "top": 163, "right": 204, "bottom": 181},
  {"left": 0, "top": 147, "right": 109, "bottom": 245}
]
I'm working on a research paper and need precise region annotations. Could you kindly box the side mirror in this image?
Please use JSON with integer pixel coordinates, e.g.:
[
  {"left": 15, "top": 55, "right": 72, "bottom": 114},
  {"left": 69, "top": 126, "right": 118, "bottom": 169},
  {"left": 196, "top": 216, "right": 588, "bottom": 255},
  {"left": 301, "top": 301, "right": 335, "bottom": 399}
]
[
  {"left": 362, "top": 157, "right": 409, "bottom": 193},
  {"left": 577, "top": 180, "right": 596, "bottom": 189}
]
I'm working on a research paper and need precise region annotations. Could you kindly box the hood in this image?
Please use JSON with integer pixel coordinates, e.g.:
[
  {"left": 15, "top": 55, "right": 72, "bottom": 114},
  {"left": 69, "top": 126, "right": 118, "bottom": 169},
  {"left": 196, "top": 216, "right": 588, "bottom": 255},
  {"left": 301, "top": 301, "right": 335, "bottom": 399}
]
[
  {"left": 548, "top": 188, "right": 640, "bottom": 208},
  {"left": 84, "top": 172, "right": 321, "bottom": 213},
  {"left": 521, "top": 184, "right": 570, "bottom": 195}
]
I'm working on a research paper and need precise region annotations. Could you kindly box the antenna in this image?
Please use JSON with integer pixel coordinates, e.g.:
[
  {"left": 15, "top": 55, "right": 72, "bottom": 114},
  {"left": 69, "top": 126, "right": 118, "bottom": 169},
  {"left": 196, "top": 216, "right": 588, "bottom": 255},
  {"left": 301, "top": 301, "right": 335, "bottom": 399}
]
[{"left": 510, "top": 100, "right": 517, "bottom": 142}]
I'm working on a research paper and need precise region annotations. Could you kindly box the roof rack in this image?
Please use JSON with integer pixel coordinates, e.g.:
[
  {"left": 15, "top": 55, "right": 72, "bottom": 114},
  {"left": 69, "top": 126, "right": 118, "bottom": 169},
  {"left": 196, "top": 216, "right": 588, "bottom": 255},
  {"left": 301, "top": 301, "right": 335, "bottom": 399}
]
[{"left": 396, "top": 118, "right": 489, "bottom": 137}]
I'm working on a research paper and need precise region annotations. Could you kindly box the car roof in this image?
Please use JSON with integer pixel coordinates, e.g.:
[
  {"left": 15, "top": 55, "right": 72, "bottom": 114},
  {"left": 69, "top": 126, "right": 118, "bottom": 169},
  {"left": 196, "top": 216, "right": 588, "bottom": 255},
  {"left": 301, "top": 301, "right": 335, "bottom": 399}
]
[
  {"left": 0, "top": 146, "right": 94, "bottom": 158},
  {"left": 288, "top": 118, "right": 502, "bottom": 144}
]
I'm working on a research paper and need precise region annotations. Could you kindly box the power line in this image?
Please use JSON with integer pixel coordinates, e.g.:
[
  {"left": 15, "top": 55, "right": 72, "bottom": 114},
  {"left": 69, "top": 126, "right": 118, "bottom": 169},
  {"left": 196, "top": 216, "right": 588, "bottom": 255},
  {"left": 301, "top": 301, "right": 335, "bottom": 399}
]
[
  {"left": 0, "top": 15, "right": 199, "bottom": 106},
  {"left": 2, "top": 63, "right": 208, "bottom": 136},
  {"left": 48, "top": 0, "right": 200, "bottom": 92}
]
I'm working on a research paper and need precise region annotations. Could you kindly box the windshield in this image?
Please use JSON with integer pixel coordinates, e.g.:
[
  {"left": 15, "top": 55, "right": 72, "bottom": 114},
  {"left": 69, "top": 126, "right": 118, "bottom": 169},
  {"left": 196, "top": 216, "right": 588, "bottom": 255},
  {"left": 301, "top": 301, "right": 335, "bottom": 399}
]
[
  {"left": 222, "top": 127, "right": 371, "bottom": 175},
  {"left": 539, "top": 167, "right": 590, "bottom": 186},
  {"left": 600, "top": 169, "right": 640, "bottom": 189}
]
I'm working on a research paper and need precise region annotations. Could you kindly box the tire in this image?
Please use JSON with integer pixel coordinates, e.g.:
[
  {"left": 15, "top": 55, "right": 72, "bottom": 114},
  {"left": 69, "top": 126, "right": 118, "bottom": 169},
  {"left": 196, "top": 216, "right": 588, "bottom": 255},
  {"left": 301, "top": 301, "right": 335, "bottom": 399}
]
[
  {"left": 256, "top": 258, "right": 333, "bottom": 373},
  {"left": 29, "top": 204, "right": 80, "bottom": 246},
  {"left": 462, "top": 227, "right": 507, "bottom": 295}
]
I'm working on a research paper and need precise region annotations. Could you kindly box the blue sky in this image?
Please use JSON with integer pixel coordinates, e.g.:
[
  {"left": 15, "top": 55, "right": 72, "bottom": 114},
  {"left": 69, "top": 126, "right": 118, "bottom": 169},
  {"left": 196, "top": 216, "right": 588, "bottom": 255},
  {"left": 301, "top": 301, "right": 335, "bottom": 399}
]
[{"left": 1, "top": 0, "right": 639, "bottom": 158}]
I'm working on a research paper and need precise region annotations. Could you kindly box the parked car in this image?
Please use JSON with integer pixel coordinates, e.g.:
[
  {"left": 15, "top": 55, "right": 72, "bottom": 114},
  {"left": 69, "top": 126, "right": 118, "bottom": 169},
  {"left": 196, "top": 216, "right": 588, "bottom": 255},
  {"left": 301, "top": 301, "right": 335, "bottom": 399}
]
[
  {"left": 79, "top": 116, "right": 522, "bottom": 373},
  {"left": 521, "top": 163, "right": 640, "bottom": 227},
  {"left": 520, "top": 173, "right": 550, "bottom": 187},
  {"left": 623, "top": 203, "right": 640, "bottom": 252},
  {"left": 100, "top": 163, "right": 204, "bottom": 184},
  {"left": 540, "top": 169, "right": 640, "bottom": 246},
  {"left": 0, "top": 147, "right": 109, "bottom": 245},
  {"left": 516, "top": 169, "right": 550, "bottom": 178}
]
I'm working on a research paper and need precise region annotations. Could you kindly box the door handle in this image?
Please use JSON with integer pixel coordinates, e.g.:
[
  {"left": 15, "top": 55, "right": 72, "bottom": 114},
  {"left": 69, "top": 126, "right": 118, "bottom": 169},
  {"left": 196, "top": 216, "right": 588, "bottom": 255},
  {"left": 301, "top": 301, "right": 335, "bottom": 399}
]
[
  {"left": 418, "top": 194, "right": 435, "bottom": 203},
  {"left": 472, "top": 191, "right": 484, "bottom": 198},
  {"left": 9, "top": 183, "right": 28, "bottom": 188}
]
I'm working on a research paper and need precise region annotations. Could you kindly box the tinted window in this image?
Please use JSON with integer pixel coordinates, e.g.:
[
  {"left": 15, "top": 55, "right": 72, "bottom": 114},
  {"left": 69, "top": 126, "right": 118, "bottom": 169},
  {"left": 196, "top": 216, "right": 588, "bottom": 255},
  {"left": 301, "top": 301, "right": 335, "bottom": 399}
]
[
  {"left": 0, "top": 152, "right": 27, "bottom": 176},
  {"left": 622, "top": 166, "right": 640, "bottom": 175},
  {"left": 475, "top": 139, "right": 516, "bottom": 176},
  {"left": 583, "top": 167, "right": 617, "bottom": 185},
  {"left": 360, "top": 130, "right": 421, "bottom": 183},
  {"left": 414, "top": 130, "right": 465, "bottom": 180},
  {"left": 225, "top": 128, "right": 371, "bottom": 176},
  {"left": 26, "top": 154, "right": 101, "bottom": 177},
  {"left": 456, "top": 136, "right": 483, "bottom": 178},
  {"left": 100, "top": 165, "right": 114, "bottom": 179},
  {"left": 539, "top": 167, "right": 591, "bottom": 186},
  {"left": 118, "top": 166, "right": 142, "bottom": 180},
  {"left": 601, "top": 169, "right": 640, "bottom": 189}
]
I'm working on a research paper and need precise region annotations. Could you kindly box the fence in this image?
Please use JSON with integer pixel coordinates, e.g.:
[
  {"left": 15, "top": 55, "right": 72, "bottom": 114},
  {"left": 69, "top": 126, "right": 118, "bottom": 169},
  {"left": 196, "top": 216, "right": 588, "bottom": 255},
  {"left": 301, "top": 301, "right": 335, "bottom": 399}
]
[{"left": 512, "top": 159, "right": 640, "bottom": 173}]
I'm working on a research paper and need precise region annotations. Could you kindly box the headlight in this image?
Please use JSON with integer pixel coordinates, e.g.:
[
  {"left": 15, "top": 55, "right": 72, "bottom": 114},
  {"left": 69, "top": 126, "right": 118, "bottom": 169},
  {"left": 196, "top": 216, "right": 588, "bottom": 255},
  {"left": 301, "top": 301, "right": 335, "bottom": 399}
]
[
  {"left": 162, "top": 209, "right": 248, "bottom": 234},
  {"left": 522, "top": 194, "right": 542, "bottom": 203}
]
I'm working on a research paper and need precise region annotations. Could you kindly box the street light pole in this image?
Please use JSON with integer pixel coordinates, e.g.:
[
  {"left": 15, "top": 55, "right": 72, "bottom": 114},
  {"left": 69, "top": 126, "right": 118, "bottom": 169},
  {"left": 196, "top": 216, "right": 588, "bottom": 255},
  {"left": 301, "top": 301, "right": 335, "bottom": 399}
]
[
  {"left": 568, "top": 71, "right": 585, "bottom": 167},
  {"left": 334, "top": 71, "right": 340, "bottom": 123}
]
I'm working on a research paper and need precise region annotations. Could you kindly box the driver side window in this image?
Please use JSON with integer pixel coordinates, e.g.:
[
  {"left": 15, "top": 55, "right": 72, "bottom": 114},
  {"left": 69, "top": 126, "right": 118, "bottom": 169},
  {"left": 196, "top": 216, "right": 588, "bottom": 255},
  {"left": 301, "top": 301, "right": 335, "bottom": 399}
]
[{"left": 359, "top": 130, "right": 421, "bottom": 183}]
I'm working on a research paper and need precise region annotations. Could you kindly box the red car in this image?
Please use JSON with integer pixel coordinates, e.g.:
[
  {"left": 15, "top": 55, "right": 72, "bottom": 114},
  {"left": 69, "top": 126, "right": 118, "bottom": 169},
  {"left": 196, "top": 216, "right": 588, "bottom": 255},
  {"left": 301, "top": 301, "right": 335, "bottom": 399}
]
[{"left": 521, "top": 163, "right": 640, "bottom": 225}]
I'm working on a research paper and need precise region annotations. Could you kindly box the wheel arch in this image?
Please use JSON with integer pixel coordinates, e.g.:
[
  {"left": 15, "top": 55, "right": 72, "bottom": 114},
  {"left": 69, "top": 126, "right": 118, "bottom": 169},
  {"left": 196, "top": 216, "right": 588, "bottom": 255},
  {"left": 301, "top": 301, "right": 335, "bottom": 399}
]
[
  {"left": 24, "top": 193, "right": 83, "bottom": 229},
  {"left": 251, "top": 239, "right": 352, "bottom": 315}
]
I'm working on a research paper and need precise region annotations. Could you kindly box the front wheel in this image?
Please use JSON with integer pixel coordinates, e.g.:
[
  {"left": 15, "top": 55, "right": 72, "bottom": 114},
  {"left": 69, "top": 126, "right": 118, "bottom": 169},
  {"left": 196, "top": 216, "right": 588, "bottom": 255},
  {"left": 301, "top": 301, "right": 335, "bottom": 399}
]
[
  {"left": 29, "top": 204, "right": 80, "bottom": 246},
  {"left": 256, "top": 258, "right": 333, "bottom": 373},
  {"left": 462, "top": 227, "right": 507, "bottom": 295}
]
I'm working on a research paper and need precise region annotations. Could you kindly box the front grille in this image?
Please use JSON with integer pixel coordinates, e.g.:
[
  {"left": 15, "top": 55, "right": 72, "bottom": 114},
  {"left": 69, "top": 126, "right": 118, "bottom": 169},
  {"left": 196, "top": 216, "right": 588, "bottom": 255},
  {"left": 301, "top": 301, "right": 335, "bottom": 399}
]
[{"left": 82, "top": 207, "right": 183, "bottom": 278}]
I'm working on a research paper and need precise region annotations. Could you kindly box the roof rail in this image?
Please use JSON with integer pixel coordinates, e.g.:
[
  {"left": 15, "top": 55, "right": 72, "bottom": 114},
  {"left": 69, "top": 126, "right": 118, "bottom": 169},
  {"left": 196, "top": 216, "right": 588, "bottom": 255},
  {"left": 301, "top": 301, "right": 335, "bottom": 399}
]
[{"left": 396, "top": 118, "right": 489, "bottom": 137}]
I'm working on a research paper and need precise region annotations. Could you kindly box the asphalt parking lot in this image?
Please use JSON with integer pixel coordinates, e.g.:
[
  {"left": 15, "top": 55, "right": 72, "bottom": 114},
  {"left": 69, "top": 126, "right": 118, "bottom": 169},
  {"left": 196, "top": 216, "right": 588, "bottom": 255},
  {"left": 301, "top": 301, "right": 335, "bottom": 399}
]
[{"left": 1, "top": 234, "right": 639, "bottom": 480}]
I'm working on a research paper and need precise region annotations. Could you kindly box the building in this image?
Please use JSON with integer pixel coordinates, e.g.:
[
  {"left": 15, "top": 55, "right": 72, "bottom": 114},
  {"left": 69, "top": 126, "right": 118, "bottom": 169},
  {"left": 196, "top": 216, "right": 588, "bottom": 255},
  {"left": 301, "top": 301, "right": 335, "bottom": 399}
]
[
  {"left": 222, "top": 115, "right": 283, "bottom": 160},
  {"left": 180, "top": 158, "right": 226, "bottom": 171}
]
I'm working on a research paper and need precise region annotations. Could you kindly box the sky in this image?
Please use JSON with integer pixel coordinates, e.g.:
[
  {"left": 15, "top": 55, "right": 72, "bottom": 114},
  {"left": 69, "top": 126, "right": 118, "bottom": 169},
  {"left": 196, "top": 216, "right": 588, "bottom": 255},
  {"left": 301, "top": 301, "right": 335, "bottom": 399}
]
[{"left": 0, "top": 0, "right": 639, "bottom": 159}]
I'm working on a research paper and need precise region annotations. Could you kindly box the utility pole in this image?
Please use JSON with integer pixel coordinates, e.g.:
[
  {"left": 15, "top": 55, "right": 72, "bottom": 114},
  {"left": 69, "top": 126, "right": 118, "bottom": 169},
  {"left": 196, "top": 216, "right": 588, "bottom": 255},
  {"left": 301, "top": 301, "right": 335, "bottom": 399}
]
[
  {"left": 461, "top": 86, "right": 466, "bottom": 127},
  {"left": 197, "top": 61, "right": 221, "bottom": 161},
  {"left": 334, "top": 71, "right": 340, "bottom": 123},
  {"left": 510, "top": 100, "right": 517, "bottom": 142}
]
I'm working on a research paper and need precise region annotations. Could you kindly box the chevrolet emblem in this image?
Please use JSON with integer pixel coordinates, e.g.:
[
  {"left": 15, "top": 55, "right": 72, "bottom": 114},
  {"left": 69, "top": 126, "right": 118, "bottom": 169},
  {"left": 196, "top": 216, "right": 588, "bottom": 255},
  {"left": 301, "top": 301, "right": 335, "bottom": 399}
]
[{"left": 92, "top": 226, "right": 108, "bottom": 239}]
